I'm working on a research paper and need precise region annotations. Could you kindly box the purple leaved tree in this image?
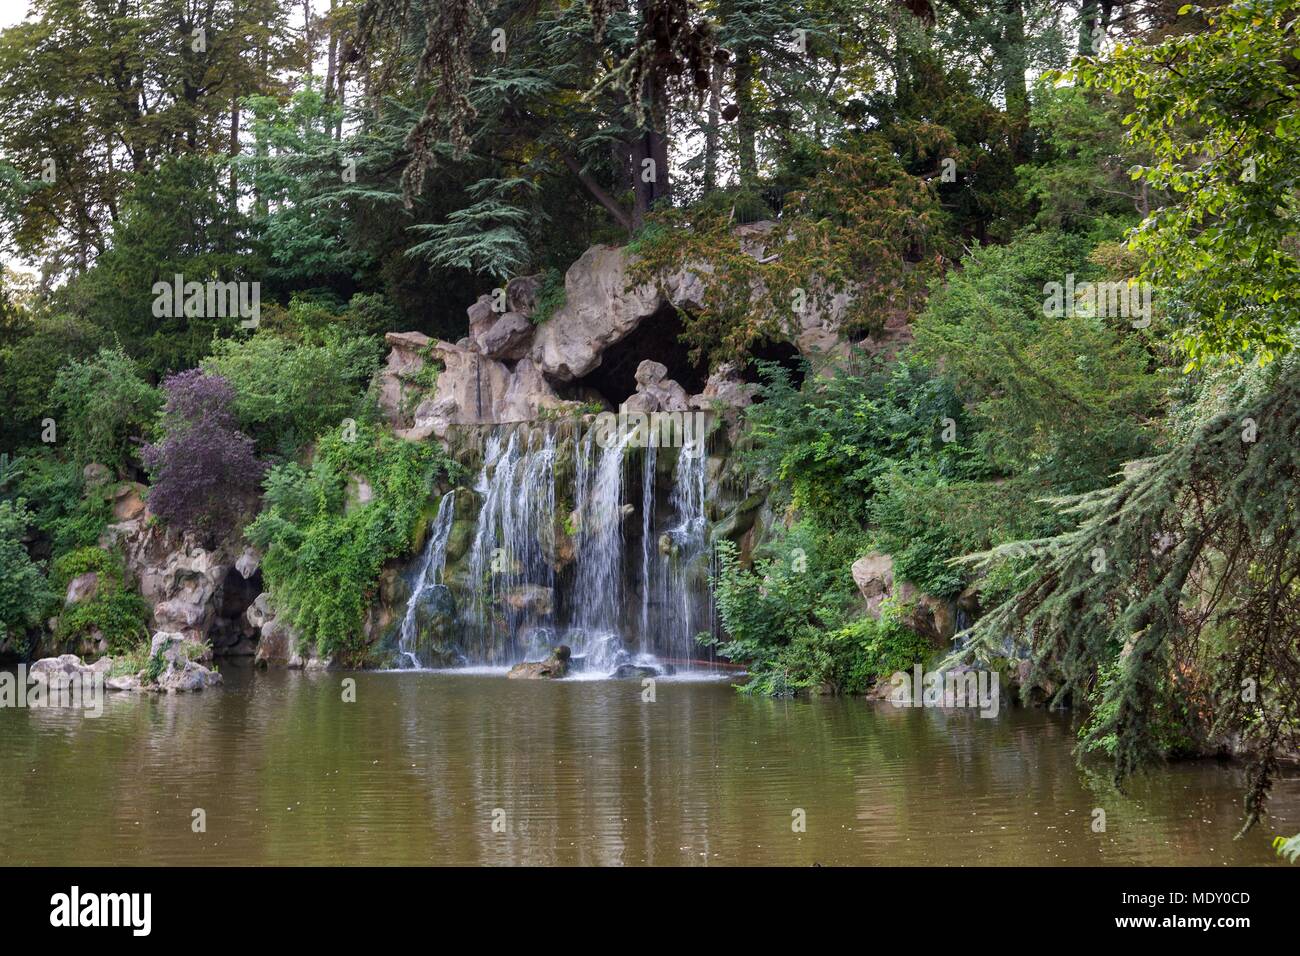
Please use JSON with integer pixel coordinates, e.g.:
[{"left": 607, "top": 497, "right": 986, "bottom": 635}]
[{"left": 142, "top": 370, "right": 265, "bottom": 535}]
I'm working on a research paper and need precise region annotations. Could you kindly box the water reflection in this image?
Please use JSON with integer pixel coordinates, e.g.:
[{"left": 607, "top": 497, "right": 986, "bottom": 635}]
[{"left": 0, "top": 663, "right": 1294, "bottom": 865}]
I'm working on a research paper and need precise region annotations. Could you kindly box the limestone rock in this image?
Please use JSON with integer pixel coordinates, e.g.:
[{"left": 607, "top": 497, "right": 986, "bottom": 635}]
[
  {"left": 235, "top": 547, "right": 261, "bottom": 580},
  {"left": 110, "top": 482, "right": 147, "bottom": 521},
  {"left": 146, "top": 632, "right": 223, "bottom": 693},
  {"left": 851, "top": 552, "right": 895, "bottom": 618},
  {"left": 476, "top": 311, "right": 534, "bottom": 360},
  {"left": 64, "top": 571, "right": 99, "bottom": 607},
  {"left": 506, "top": 273, "right": 544, "bottom": 316}
]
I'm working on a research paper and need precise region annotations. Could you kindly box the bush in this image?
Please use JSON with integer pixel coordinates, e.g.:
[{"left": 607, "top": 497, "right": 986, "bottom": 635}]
[
  {"left": 0, "top": 499, "right": 50, "bottom": 651},
  {"left": 245, "top": 422, "right": 461, "bottom": 664},
  {"left": 8, "top": 451, "right": 112, "bottom": 556},
  {"left": 49, "top": 347, "right": 161, "bottom": 473},
  {"left": 142, "top": 370, "right": 265, "bottom": 533},
  {"left": 51, "top": 546, "right": 149, "bottom": 654},
  {"left": 202, "top": 329, "right": 381, "bottom": 455}
]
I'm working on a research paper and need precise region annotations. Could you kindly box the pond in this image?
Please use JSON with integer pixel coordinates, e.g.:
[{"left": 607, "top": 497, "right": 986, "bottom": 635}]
[{"left": 1, "top": 663, "right": 1294, "bottom": 865}]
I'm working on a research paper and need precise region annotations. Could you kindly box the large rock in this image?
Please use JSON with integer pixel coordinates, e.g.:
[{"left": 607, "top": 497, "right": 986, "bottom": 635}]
[
  {"left": 507, "top": 644, "right": 571, "bottom": 680},
  {"left": 851, "top": 551, "right": 957, "bottom": 645},
  {"left": 64, "top": 571, "right": 99, "bottom": 607},
  {"left": 476, "top": 311, "right": 534, "bottom": 360},
  {"left": 147, "top": 632, "right": 223, "bottom": 693},
  {"left": 110, "top": 482, "right": 147, "bottom": 521},
  {"left": 851, "top": 552, "right": 895, "bottom": 618},
  {"left": 529, "top": 245, "right": 668, "bottom": 382}
]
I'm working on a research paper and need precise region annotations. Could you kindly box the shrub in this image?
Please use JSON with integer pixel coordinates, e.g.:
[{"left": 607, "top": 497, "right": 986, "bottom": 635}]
[
  {"left": 245, "top": 422, "right": 461, "bottom": 663},
  {"left": 49, "top": 347, "right": 161, "bottom": 473},
  {"left": 142, "top": 370, "right": 265, "bottom": 533},
  {"left": 51, "top": 546, "right": 149, "bottom": 654},
  {"left": 202, "top": 330, "right": 381, "bottom": 455},
  {"left": 0, "top": 499, "right": 50, "bottom": 651}
]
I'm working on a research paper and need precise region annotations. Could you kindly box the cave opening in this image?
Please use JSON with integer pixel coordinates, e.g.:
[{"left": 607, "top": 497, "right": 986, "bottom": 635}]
[
  {"left": 212, "top": 566, "right": 263, "bottom": 656},
  {"left": 558, "top": 303, "right": 709, "bottom": 409},
  {"left": 742, "top": 339, "right": 806, "bottom": 393}
]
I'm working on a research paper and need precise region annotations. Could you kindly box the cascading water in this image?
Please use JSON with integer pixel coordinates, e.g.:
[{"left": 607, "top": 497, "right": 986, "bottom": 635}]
[
  {"left": 463, "top": 428, "right": 558, "bottom": 663},
  {"left": 417, "top": 416, "right": 719, "bottom": 676},
  {"left": 568, "top": 427, "right": 636, "bottom": 670},
  {"left": 396, "top": 490, "right": 457, "bottom": 668}
]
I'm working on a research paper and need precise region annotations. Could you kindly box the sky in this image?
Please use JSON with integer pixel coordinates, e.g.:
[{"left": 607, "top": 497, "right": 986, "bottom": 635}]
[{"left": 0, "top": 0, "right": 29, "bottom": 30}]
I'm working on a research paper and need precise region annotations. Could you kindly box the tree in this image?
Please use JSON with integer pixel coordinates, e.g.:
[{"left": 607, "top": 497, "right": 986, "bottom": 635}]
[
  {"left": 50, "top": 347, "right": 161, "bottom": 473},
  {"left": 0, "top": 499, "right": 51, "bottom": 655},
  {"left": 141, "top": 370, "right": 265, "bottom": 534}
]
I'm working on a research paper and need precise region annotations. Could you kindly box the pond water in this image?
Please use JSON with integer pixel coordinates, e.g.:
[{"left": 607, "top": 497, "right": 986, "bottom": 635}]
[{"left": 1, "top": 663, "right": 1295, "bottom": 865}]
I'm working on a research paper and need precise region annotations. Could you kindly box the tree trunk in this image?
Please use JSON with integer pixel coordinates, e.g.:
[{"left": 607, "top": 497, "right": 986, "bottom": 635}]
[
  {"left": 734, "top": 47, "right": 757, "bottom": 189},
  {"left": 704, "top": 57, "right": 722, "bottom": 192}
]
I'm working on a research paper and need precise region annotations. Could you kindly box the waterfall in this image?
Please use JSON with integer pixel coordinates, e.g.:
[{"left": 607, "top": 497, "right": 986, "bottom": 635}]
[
  {"left": 568, "top": 427, "right": 635, "bottom": 671},
  {"left": 463, "top": 428, "right": 557, "bottom": 663},
  {"left": 657, "top": 444, "right": 712, "bottom": 668},
  {"left": 440, "top": 417, "right": 717, "bottom": 675},
  {"left": 639, "top": 442, "right": 657, "bottom": 657},
  {"left": 396, "top": 490, "right": 457, "bottom": 668}
]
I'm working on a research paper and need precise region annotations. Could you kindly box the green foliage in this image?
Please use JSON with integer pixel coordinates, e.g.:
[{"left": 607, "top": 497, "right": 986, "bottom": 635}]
[
  {"left": 1077, "top": 0, "right": 1300, "bottom": 364},
  {"left": 0, "top": 499, "right": 51, "bottom": 651},
  {"left": 1274, "top": 834, "right": 1300, "bottom": 864},
  {"left": 202, "top": 330, "right": 381, "bottom": 456},
  {"left": 6, "top": 451, "right": 112, "bottom": 557},
  {"left": 708, "top": 524, "right": 922, "bottom": 696},
  {"left": 49, "top": 347, "right": 161, "bottom": 472},
  {"left": 51, "top": 546, "right": 149, "bottom": 655},
  {"left": 743, "top": 353, "right": 979, "bottom": 529},
  {"left": 530, "top": 268, "right": 567, "bottom": 325},
  {"left": 246, "top": 423, "right": 462, "bottom": 664},
  {"left": 0, "top": 310, "right": 107, "bottom": 452},
  {"left": 914, "top": 228, "right": 1164, "bottom": 493}
]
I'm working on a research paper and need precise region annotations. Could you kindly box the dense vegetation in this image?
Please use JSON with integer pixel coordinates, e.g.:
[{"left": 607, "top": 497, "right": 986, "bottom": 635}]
[{"left": 0, "top": 0, "right": 1296, "bottom": 841}]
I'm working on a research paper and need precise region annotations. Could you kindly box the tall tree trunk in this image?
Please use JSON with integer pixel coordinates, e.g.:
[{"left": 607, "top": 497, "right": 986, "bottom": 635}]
[
  {"left": 999, "top": 0, "right": 1030, "bottom": 162},
  {"left": 703, "top": 57, "right": 722, "bottom": 193},
  {"left": 734, "top": 47, "right": 757, "bottom": 189}
]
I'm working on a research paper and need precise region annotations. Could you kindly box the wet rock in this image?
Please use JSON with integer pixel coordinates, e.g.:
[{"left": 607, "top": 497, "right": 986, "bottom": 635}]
[
  {"left": 146, "top": 633, "right": 223, "bottom": 693},
  {"left": 503, "top": 584, "right": 554, "bottom": 617},
  {"left": 610, "top": 663, "right": 659, "bottom": 680},
  {"left": 29, "top": 654, "right": 97, "bottom": 678},
  {"left": 507, "top": 644, "right": 570, "bottom": 679}
]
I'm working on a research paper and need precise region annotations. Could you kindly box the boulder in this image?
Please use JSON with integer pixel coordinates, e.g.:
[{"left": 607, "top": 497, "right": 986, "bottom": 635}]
[
  {"left": 851, "top": 552, "right": 895, "bottom": 618},
  {"left": 502, "top": 584, "right": 554, "bottom": 617},
  {"left": 110, "top": 482, "right": 147, "bottom": 521},
  {"left": 235, "top": 547, "right": 261, "bottom": 580},
  {"left": 82, "top": 462, "right": 111, "bottom": 489},
  {"left": 506, "top": 273, "right": 544, "bottom": 316},
  {"left": 507, "top": 644, "right": 571, "bottom": 680},
  {"left": 529, "top": 244, "right": 669, "bottom": 381},
  {"left": 64, "top": 571, "right": 99, "bottom": 607},
  {"left": 145, "top": 632, "right": 223, "bottom": 693},
  {"left": 476, "top": 311, "right": 534, "bottom": 360},
  {"left": 689, "top": 362, "right": 758, "bottom": 411},
  {"left": 29, "top": 654, "right": 97, "bottom": 678}
]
